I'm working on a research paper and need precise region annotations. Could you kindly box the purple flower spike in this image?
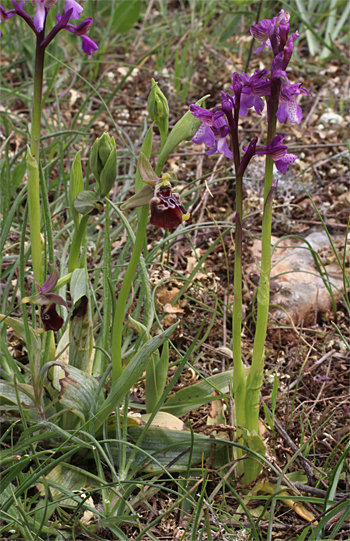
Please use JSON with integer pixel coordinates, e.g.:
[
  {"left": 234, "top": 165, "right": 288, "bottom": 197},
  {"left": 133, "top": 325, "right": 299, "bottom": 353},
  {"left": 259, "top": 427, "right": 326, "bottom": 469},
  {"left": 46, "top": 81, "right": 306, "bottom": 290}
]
[
  {"left": 32, "top": 0, "right": 57, "bottom": 33},
  {"left": 246, "top": 135, "right": 297, "bottom": 173},
  {"left": 64, "top": 0, "right": 84, "bottom": 19}
]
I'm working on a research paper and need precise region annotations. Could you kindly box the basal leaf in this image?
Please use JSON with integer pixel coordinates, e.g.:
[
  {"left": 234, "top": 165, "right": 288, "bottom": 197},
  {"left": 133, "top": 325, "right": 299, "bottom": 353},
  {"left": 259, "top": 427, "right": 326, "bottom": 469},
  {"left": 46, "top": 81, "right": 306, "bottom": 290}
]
[
  {"left": 162, "top": 369, "right": 233, "bottom": 417},
  {"left": 42, "top": 361, "right": 103, "bottom": 424}
]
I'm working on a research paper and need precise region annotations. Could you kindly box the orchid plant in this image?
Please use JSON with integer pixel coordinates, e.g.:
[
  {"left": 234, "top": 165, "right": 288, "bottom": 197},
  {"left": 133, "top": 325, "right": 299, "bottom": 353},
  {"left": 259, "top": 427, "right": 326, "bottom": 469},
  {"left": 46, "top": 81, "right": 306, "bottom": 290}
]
[{"left": 187, "top": 9, "right": 310, "bottom": 483}]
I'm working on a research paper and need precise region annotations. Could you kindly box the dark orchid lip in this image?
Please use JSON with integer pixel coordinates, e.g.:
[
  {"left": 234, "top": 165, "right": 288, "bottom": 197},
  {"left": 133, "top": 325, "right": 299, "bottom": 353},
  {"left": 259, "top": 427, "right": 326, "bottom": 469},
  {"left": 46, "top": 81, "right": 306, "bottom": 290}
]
[{"left": 41, "top": 303, "right": 64, "bottom": 332}]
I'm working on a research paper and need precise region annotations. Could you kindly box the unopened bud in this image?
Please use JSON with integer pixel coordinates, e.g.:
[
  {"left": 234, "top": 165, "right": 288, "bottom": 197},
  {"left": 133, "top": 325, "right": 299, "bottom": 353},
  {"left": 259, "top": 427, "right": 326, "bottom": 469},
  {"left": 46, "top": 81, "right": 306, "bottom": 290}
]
[
  {"left": 147, "top": 79, "right": 169, "bottom": 146},
  {"left": 89, "top": 133, "right": 117, "bottom": 197}
]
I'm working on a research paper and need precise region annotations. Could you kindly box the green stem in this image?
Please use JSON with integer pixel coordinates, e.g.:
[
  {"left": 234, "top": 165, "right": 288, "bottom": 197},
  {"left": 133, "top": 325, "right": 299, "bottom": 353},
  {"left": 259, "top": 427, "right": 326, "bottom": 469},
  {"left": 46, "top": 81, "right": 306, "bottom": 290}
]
[
  {"left": 28, "top": 30, "right": 46, "bottom": 285},
  {"left": 111, "top": 205, "right": 149, "bottom": 381},
  {"left": 68, "top": 215, "right": 89, "bottom": 273},
  {"left": 228, "top": 95, "right": 246, "bottom": 456},
  {"left": 245, "top": 83, "right": 279, "bottom": 436},
  {"left": 232, "top": 175, "right": 246, "bottom": 446}
]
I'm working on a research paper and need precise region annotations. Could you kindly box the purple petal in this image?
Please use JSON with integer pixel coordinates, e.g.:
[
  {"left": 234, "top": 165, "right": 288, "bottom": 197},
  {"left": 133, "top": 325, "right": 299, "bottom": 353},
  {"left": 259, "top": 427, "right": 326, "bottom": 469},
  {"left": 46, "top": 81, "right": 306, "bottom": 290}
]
[
  {"left": 68, "top": 16, "right": 93, "bottom": 35},
  {"left": 275, "top": 153, "right": 297, "bottom": 173},
  {"left": 33, "top": 2, "right": 46, "bottom": 32},
  {"left": 192, "top": 123, "right": 215, "bottom": 147},
  {"left": 65, "top": 0, "right": 83, "bottom": 19},
  {"left": 283, "top": 30, "right": 299, "bottom": 69},
  {"left": 277, "top": 100, "right": 303, "bottom": 124},
  {"left": 190, "top": 105, "right": 214, "bottom": 126},
  {"left": 81, "top": 34, "right": 98, "bottom": 55},
  {"left": 217, "top": 136, "right": 232, "bottom": 158},
  {"left": 40, "top": 266, "right": 59, "bottom": 293},
  {"left": 44, "top": 292, "right": 68, "bottom": 308},
  {"left": 250, "top": 22, "right": 270, "bottom": 42},
  {"left": 206, "top": 143, "right": 218, "bottom": 156},
  {"left": 252, "top": 96, "right": 265, "bottom": 116},
  {"left": 253, "top": 42, "right": 266, "bottom": 54},
  {"left": 239, "top": 93, "right": 254, "bottom": 116}
]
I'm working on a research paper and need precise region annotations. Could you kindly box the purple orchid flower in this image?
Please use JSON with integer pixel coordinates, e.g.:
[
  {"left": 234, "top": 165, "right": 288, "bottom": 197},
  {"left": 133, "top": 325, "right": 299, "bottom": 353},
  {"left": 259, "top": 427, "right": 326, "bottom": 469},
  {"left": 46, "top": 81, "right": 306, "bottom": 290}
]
[
  {"left": 244, "top": 135, "right": 297, "bottom": 174},
  {"left": 150, "top": 183, "right": 192, "bottom": 229},
  {"left": 31, "top": 0, "right": 57, "bottom": 33},
  {"left": 22, "top": 266, "right": 67, "bottom": 331},
  {"left": 190, "top": 105, "right": 232, "bottom": 158},
  {"left": 0, "top": 3, "right": 21, "bottom": 35},
  {"left": 250, "top": 10, "right": 290, "bottom": 54},
  {"left": 234, "top": 69, "right": 271, "bottom": 116},
  {"left": 56, "top": 13, "right": 98, "bottom": 54},
  {"left": 207, "top": 116, "right": 232, "bottom": 158},
  {"left": 31, "top": 0, "right": 84, "bottom": 33},
  {"left": 271, "top": 53, "right": 310, "bottom": 124},
  {"left": 277, "top": 82, "right": 310, "bottom": 124},
  {"left": 2, "top": 1, "right": 97, "bottom": 55}
]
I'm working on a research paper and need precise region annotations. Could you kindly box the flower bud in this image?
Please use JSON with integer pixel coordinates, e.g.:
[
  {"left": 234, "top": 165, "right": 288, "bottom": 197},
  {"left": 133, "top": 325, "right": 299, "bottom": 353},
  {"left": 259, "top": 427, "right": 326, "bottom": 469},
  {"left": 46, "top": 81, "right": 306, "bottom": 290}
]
[
  {"left": 89, "top": 132, "right": 117, "bottom": 197},
  {"left": 147, "top": 79, "right": 169, "bottom": 146}
]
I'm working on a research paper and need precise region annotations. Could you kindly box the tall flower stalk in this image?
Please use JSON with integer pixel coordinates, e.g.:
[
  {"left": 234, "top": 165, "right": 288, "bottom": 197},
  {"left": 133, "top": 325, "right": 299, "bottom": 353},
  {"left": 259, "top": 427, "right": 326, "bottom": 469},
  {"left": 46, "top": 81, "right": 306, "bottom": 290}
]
[
  {"left": 1, "top": 0, "right": 98, "bottom": 284},
  {"left": 190, "top": 10, "right": 309, "bottom": 482}
]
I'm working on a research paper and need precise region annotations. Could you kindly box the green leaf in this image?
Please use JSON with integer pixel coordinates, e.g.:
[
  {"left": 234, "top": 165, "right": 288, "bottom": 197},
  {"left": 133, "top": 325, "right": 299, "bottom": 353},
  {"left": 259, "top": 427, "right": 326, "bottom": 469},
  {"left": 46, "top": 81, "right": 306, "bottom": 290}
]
[
  {"left": 120, "top": 427, "right": 228, "bottom": 472},
  {"left": 135, "top": 124, "right": 154, "bottom": 193},
  {"left": 94, "top": 323, "right": 178, "bottom": 431},
  {"left": 0, "top": 314, "right": 40, "bottom": 360},
  {"left": 69, "top": 150, "right": 84, "bottom": 228},
  {"left": 242, "top": 430, "right": 266, "bottom": 485},
  {"left": 42, "top": 361, "right": 103, "bottom": 424},
  {"left": 70, "top": 268, "right": 87, "bottom": 305},
  {"left": 112, "top": 0, "right": 142, "bottom": 34},
  {"left": 12, "top": 161, "right": 27, "bottom": 190},
  {"left": 162, "top": 369, "right": 233, "bottom": 417},
  {"left": 69, "top": 295, "right": 94, "bottom": 374},
  {"left": 74, "top": 190, "right": 104, "bottom": 216},
  {"left": 37, "top": 462, "right": 88, "bottom": 507},
  {"left": 146, "top": 340, "right": 169, "bottom": 414},
  {"left": 0, "top": 381, "right": 35, "bottom": 407}
]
